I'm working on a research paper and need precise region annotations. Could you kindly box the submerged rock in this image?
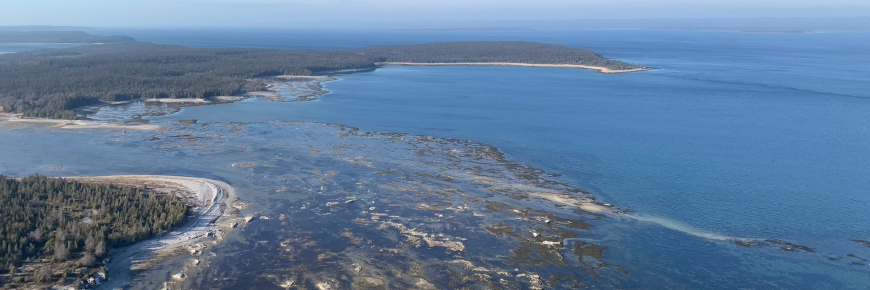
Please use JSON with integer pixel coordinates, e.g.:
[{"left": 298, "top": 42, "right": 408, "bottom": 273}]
[{"left": 852, "top": 239, "right": 870, "bottom": 248}]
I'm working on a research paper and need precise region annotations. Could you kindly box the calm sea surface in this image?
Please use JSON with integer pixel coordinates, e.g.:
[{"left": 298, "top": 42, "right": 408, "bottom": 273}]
[
  {"left": 3, "top": 29, "right": 870, "bottom": 288},
  {"left": 148, "top": 29, "right": 870, "bottom": 246}
]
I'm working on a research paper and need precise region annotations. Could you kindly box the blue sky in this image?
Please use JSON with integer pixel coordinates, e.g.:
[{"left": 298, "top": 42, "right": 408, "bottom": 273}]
[{"left": 1, "top": 0, "right": 868, "bottom": 27}]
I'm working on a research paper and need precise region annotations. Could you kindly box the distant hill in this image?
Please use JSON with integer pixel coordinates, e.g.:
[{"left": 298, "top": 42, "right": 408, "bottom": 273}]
[{"left": 0, "top": 31, "right": 135, "bottom": 44}]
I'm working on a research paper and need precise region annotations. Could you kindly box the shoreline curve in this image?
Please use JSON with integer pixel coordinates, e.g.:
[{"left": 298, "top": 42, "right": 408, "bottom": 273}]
[
  {"left": 61, "top": 175, "right": 241, "bottom": 290},
  {"left": 375, "top": 62, "right": 654, "bottom": 73}
]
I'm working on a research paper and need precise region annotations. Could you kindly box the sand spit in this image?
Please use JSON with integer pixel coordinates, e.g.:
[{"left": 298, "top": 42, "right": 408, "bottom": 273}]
[
  {"left": 243, "top": 90, "right": 281, "bottom": 99},
  {"left": 375, "top": 62, "right": 653, "bottom": 74},
  {"left": 63, "top": 175, "right": 242, "bottom": 290},
  {"left": 0, "top": 113, "right": 161, "bottom": 131},
  {"left": 273, "top": 75, "right": 335, "bottom": 80},
  {"left": 144, "top": 98, "right": 210, "bottom": 104},
  {"left": 523, "top": 186, "right": 746, "bottom": 242}
]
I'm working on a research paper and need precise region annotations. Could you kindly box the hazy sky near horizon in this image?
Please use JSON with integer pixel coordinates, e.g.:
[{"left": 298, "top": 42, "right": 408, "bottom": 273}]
[{"left": 1, "top": 0, "right": 868, "bottom": 27}]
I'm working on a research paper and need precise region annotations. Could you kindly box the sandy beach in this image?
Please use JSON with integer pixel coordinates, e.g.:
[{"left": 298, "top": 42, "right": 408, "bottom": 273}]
[
  {"left": 375, "top": 62, "right": 652, "bottom": 73},
  {"left": 0, "top": 113, "right": 161, "bottom": 130},
  {"left": 61, "top": 175, "right": 242, "bottom": 290},
  {"left": 143, "top": 98, "right": 210, "bottom": 104},
  {"left": 273, "top": 75, "right": 335, "bottom": 80}
]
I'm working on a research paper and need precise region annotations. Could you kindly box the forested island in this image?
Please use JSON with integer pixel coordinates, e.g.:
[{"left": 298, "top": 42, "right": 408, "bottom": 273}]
[
  {"left": 0, "top": 175, "right": 187, "bottom": 287},
  {"left": 0, "top": 41, "right": 649, "bottom": 119},
  {"left": 0, "top": 30, "right": 135, "bottom": 44}
]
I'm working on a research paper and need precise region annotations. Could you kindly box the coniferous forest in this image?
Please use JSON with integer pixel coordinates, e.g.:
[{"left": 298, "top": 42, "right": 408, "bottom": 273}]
[
  {"left": 0, "top": 175, "right": 187, "bottom": 283},
  {"left": 0, "top": 41, "right": 647, "bottom": 119}
]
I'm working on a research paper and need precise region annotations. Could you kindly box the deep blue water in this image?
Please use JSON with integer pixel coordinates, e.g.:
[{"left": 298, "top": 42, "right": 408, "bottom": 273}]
[{"left": 4, "top": 29, "right": 870, "bottom": 287}]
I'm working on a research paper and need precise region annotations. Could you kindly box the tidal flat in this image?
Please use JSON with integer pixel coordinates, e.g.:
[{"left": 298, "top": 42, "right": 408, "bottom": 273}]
[
  {"left": 2, "top": 106, "right": 627, "bottom": 288},
  {"left": 136, "top": 120, "right": 624, "bottom": 289}
]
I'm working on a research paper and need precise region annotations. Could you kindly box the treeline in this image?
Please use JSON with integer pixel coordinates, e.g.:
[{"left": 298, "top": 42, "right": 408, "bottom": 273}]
[
  {"left": 0, "top": 30, "right": 135, "bottom": 44},
  {"left": 356, "top": 41, "right": 644, "bottom": 69},
  {"left": 0, "top": 41, "right": 646, "bottom": 119},
  {"left": 0, "top": 42, "right": 376, "bottom": 119},
  {"left": 0, "top": 175, "right": 188, "bottom": 277}
]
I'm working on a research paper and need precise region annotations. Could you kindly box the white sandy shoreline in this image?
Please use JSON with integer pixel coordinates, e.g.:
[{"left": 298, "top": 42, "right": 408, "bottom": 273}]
[
  {"left": 143, "top": 98, "right": 209, "bottom": 104},
  {"left": 375, "top": 62, "right": 653, "bottom": 73},
  {"left": 0, "top": 113, "right": 161, "bottom": 131},
  {"left": 272, "top": 75, "right": 335, "bottom": 80}
]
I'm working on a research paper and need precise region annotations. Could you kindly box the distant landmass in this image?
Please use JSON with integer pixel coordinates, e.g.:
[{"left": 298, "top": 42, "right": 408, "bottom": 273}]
[
  {"left": 0, "top": 31, "right": 135, "bottom": 44},
  {"left": 426, "top": 17, "right": 870, "bottom": 31},
  {"left": 0, "top": 26, "right": 92, "bottom": 32},
  {"left": 389, "top": 27, "right": 539, "bottom": 31},
  {"left": 0, "top": 41, "right": 649, "bottom": 119},
  {"left": 740, "top": 29, "right": 813, "bottom": 33}
]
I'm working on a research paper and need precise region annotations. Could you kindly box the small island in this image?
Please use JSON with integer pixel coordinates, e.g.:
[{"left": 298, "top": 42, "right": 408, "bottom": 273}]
[{"left": 0, "top": 41, "right": 651, "bottom": 119}]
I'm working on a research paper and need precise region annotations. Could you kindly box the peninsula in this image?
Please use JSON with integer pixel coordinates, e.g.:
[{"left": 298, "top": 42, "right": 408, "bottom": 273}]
[
  {"left": 0, "top": 41, "right": 650, "bottom": 119},
  {"left": 0, "top": 174, "right": 239, "bottom": 289}
]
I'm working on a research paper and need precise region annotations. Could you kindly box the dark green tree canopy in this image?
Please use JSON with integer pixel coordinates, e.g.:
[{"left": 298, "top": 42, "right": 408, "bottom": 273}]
[
  {"left": 0, "top": 41, "right": 647, "bottom": 119},
  {"left": 0, "top": 175, "right": 187, "bottom": 273}
]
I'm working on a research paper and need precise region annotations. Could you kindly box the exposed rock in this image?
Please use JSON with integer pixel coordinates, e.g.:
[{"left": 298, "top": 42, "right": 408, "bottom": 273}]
[
  {"left": 734, "top": 239, "right": 763, "bottom": 247},
  {"left": 765, "top": 239, "right": 814, "bottom": 252},
  {"left": 413, "top": 278, "right": 437, "bottom": 290},
  {"left": 542, "top": 240, "right": 561, "bottom": 247}
]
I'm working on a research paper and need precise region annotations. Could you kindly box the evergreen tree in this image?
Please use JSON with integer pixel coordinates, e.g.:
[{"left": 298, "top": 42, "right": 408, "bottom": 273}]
[
  {"left": 0, "top": 41, "right": 645, "bottom": 119},
  {"left": 0, "top": 174, "right": 188, "bottom": 269}
]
